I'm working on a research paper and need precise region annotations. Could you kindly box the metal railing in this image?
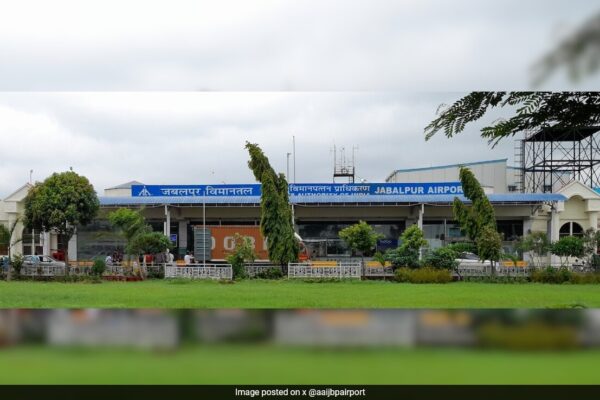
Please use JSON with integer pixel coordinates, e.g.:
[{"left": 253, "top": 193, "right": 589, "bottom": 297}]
[
  {"left": 244, "top": 263, "right": 282, "bottom": 278},
  {"left": 164, "top": 264, "right": 233, "bottom": 280},
  {"left": 287, "top": 262, "right": 362, "bottom": 279},
  {"left": 363, "top": 264, "right": 395, "bottom": 277},
  {"left": 20, "top": 265, "right": 67, "bottom": 277}
]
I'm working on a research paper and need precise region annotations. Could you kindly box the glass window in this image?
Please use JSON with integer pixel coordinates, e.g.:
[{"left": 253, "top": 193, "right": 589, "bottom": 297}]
[{"left": 559, "top": 222, "right": 584, "bottom": 238}]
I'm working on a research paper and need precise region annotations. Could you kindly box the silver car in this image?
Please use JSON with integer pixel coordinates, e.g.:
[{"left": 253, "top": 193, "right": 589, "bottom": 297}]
[{"left": 23, "top": 255, "right": 66, "bottom": 268}]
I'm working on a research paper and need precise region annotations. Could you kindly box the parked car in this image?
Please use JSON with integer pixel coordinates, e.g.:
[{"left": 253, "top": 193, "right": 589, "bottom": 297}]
[{"left": 22, "top": 255, "right": 66, "bottom": 268}]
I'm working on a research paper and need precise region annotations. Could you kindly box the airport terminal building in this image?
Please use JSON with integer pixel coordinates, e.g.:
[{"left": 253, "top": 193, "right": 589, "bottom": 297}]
[{"left": 2, "top": 158, "right": 600, "bottom": 263}]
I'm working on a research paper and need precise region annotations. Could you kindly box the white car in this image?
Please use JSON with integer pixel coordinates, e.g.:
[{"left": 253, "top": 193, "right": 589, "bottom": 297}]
[{"left": 23, "top": 255, "right": 66, "bottom": 268}]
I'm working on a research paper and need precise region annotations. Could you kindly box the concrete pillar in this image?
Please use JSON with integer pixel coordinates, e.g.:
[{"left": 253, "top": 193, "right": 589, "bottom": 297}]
[
  {"left": 178, "top": 220, "right": 188, "bottom": 258},
  {"left": 417, "top": 204, "right": 424, "bottom": 230},
  {"left": 68, "top": 234, "right": 77, "bottom": 262},
  {"left": 550, "top": 202, "right": 560, "bottom": 266},
  {"left": 42, "top": 231, "right": 51, "bottom": 256},
  {"left": 588, "top": 211, "right": 598, "bottom": 231},
  {"left": 164, "top": 205, "right": 171, "bottom": 237}
]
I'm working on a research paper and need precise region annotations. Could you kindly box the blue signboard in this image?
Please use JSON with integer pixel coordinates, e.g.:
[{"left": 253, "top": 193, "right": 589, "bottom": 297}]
[
  {"left": 132, "top": 184, "right": 260, "bottom": 197},
  {"left": 169, "top": 234, "right": 178, "bottom": 243},
  {"left": 131, "top": 182, "right": 463, "bottom": 197}
]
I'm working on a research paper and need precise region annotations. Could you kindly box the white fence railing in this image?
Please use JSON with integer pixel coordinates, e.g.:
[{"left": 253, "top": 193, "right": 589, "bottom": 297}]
[
  {"left": 363, "top": 265, "right": 394, "bottom": 277},
  {"left": 288, "top": 262, "right": 362, "bottom": 279},
  {"left": 164, "top": 264, "right": 233, "bottom": 280},
  {"left": 245, "top": 263, "right": 282, "bottom": 278},
  {"left": 454, "top": 264, "right": 532, "bottom": 277},
  {"left": 20, "top": 265, "right": 66, "bottom": 277}
]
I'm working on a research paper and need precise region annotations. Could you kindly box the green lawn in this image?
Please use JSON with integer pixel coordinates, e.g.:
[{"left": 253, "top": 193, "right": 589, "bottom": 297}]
[
  {"left": 0, "top": 280, "right": 599, "bottom": 308},
  {"left": 0, "top": 345, "right": 598, "bottom": 384}
]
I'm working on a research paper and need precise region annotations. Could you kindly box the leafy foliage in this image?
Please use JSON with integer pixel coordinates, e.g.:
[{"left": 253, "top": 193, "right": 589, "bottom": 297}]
[
  {"left": 10, "top": 254, "right": 24, "bottom": 277},
  {"left": 424, "top": 92, "right": 600, "bottom": 146},
  {"left": 245, "top": 142, "right": 299, "bottom": 265},
  {"left": 446, "top": 242, "right": 478, "bottom": 255},
  {"left": 519, "top": 231, "right": 552, "bottom": 268},
  {"left": 24, "top": 171, "right": 99, "bottom": 252},
  {"left": 551, "top": 236, "right": 585, "bottom": 268},
  {"left": 338, "top": 221, "right": 383, "bottom": 257},
  {"left": 477, "top": 226, "right": 503, "bottom": 264},
  {"left": 421, "top": 247, "right": 459, "bottom": 270},
  {"left": 128, "top": 232, "right": 173, "bottom": 256},
  {"left": 399, "top": 225, "right": 428, "bottom": 253},
  {"left": 532, "top": 13, "right": 600, "bottom": 85},
  {"left": 395, "top": 267, "right": 452, "bottom": 284},
  {"left": 453, "top": 167, "right": 496, "bottom": 241},
  {"left": 387, "top": 225, "right": 428, "bottom": 269},
  {"left": 225, "top": 234, "right": 257, "bottom": 279},
  {"left": 530, "top": 267, "right": 574, "bottom": 284},
  {"left": 91, "top": 258, "right": 106, "bottom": 276}
]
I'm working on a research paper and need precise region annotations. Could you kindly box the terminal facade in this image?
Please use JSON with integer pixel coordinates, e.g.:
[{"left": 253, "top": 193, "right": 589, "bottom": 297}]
[{"left": 2, "top": 159, "right": 600, "bottom": 263}]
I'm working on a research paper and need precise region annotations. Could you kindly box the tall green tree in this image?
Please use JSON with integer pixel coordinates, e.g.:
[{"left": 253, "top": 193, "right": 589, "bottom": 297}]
[
  {"left": 24, "top": 171, "right": 99, "bottom": 266},
  {"left": 339, "top": 221, "right": 384, "bottom": 261},
  {"left": 245, "top": 142, "right": 299, "bottom": 266},
  {"left": 453, "top": 167, "right": 501, "bottom": 275},
  {"left": 424, "top": 92, "right": 600, "bottom": 146},
  {"left": 453, "top": 167, "right": 496, "bottom": 241}
]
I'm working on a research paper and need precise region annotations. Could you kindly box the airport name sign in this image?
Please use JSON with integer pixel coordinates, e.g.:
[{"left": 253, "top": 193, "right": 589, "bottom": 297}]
[{"left": 131, "top": 182, "right": 463, "bottom": 197}]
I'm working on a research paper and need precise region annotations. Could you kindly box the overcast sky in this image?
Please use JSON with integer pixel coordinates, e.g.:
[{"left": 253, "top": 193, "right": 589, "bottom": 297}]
[
  {"left": 0, "top": 1, "right": 598, "bottom": 197},
  {"left": 0, "top": 0, "right": 598, "bottom": 90},
  {"left": 0, "top": 91, "right": 519, "bottom": 197}
]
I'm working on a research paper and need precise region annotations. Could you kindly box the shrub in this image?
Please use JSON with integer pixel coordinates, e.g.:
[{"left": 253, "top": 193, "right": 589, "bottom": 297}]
[
  {"left": 91, "top": 258, "right": 106, "bottom": 276},
  {"left": 531, "top": 267, "right": 572, "bottom": 284},
  {"left": 11, "top": 254, "right": 24, "bottom": 277},
  {"left": 462, "top": 275, "right": 529, "bottom": 284},
  {"left": 551, "top": 236, "right": 585, "bottom": 267},
  {"left": 395, "top": 267, "right": 452, "bottom": 283},
  {"left": 225, "top": 234, "right": 257, "bottom": 279},
  {"left": 255, "top": 267, "right": 284, "bottom": 280},
  {"left": 421, "top": 247, "right": 458, "bottom": 270},
  {"left": 386, "top": 247, "right": 420, "bottom": 269},
  {"left": 446, "top": 242, "right": 478, "bottom": 255}
]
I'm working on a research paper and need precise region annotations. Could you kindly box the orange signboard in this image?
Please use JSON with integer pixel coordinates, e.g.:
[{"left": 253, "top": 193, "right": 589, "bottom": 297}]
[{"left": 202, "top": 226, "right": 269, "bottom": 261}]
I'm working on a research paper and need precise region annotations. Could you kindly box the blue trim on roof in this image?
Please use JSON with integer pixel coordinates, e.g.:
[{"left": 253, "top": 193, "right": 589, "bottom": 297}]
[
  {"left": 389, "top": 158, "right": 508, "bottom": 175},
  {"left": 99, "top": 192, "right": 565, "bottom": 206}
]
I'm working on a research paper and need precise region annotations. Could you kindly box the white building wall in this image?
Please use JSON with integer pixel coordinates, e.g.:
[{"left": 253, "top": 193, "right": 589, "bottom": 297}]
[{"left": 387, "top": 160, "right": 508, "bottom": 193}]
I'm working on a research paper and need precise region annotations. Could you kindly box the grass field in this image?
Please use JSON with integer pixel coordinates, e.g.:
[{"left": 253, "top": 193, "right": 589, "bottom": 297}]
[
  {"left": 0, "top": 345, "right": 598, "bottom": 384},
  {"left": 0, "top": 280, "right": 599, "bottom": 308}
]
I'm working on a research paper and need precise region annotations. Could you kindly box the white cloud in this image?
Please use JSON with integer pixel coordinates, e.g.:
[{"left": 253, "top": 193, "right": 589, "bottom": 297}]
[{"left": 0, "top": 92, "right": 518, "bottom": 197}]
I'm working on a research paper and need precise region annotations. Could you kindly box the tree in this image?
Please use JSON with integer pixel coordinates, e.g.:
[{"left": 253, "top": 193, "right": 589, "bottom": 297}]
[
  {"left": 424, "top": 92, "right": 600, "bottom": 146},
  {"left": 24, "top": 171, "right": 99, "bottom": 267},
  {"left": 519, "top": 231, "right": 552, "bottom": 269},
  {"left": 453, "top": 167, "right": 501, "bottom": 276},
  {"left": 387, "top": 225, "right": 428, "bottom": 269},
  {"left": 552, "top": 236, "right": 585, "bottom": 268},
  {"left": 338, "top": 221, "right": 384, "bottom": 261},
  {"left": 108, "top": 208, "right": 151, "bottom": 256},
  {"left": 128, "top": 232, "right": 173, "bottom": 256},
  {"left": 477, "top": 226, "right": 503, "bottom": 275},
  {"left": 0, "top": 218, "right": 23, "bottom": 281},
  {"left": 453, "top": 167, "right": 496, "bottom": 241},
  {"left": 245, "top": 142, "right": 299, "bottom": 267}
]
